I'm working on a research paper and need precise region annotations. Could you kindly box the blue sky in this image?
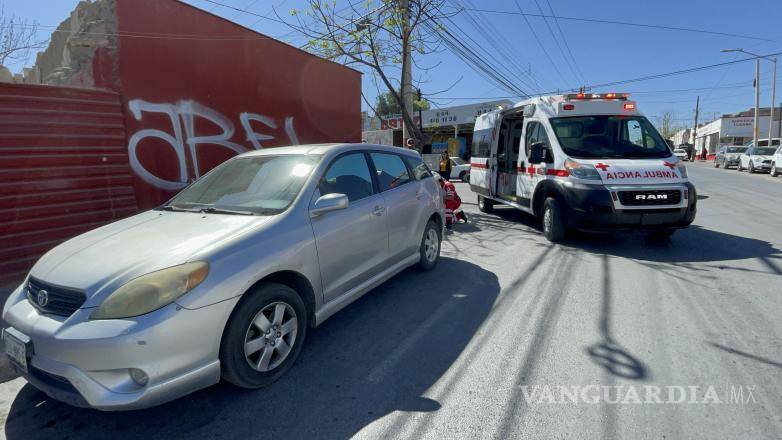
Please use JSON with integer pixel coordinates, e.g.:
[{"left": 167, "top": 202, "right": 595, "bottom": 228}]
[{"left": 5, "top": 0, "right": 782, "bottom": 130}]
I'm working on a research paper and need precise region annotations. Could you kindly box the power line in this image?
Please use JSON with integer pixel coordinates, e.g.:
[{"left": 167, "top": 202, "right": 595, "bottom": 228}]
[
  {"left": 511, "top": 0, "right": 570, "bottom": 90},
  {"left": 462, "top": 7, "right": 782, "bottom": 43},
  {"left": 530, "top": 0, "right": 581, "bottom": 87},
  {"left": 544, "top": 0, "right": 586, "bottom": 84}
]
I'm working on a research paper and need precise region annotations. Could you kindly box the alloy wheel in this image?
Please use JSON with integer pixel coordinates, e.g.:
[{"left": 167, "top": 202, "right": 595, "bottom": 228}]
[
  {"left": 244, "top": 302, "right": 298, "bottom": 372},
  {"left": 424, "top": 228, "right": 439, "bottom": 263}
]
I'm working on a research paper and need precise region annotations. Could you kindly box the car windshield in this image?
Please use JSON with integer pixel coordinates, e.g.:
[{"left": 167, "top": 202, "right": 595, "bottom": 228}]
[
  {"left": 754, "top": 147, "right": 776, "bottom": 155},
  {"left": 726, "top": 147, "right": 746, "bottom": 153},
  {"left": 550, "top": 115, "right": 671, "bottom": 159},
  {"left": 163, "top": 155, "right": 319, "bottom": 215}
]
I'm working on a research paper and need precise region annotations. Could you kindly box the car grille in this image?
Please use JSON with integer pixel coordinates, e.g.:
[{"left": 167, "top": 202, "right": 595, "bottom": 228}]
[
  {"left": 26, "top": 278, "right": 86, "bottom": 317},
  {"left": 618, "top": 190, "right": 681, "bottom": 206},
  {"left": 763, "top": 160, "right": 771, "bottom": 165}
]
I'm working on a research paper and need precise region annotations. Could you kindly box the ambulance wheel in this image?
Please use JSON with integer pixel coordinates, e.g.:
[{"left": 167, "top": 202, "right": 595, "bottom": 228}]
[
  {"left": 542, "top": 198, "right": 566, "bottom": 242},
  {"left": 649, "top": 229, "right": 676, "bottom": 239},
  {"left": 478, "top": 195, "right": 494, "bottom": 213}
]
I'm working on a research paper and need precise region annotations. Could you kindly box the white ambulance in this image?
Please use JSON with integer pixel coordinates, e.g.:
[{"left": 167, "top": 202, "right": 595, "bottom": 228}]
[{"left": 469, "top": 93, "right": 697, "bottom": 241}]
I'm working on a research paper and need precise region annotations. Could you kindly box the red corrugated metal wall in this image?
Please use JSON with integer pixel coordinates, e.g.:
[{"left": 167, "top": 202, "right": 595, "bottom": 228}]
[{"left": 0, "top": 83, "right": 138, "bottom": 284}]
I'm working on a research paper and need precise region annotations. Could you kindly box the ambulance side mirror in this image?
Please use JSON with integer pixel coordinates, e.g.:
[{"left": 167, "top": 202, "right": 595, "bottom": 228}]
[{"left": 528, "top": 142, "right": 547, "bottom": 164}]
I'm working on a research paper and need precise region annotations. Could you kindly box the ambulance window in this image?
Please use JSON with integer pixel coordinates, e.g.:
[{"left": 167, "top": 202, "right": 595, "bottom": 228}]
[
  {"left": 625, "top": 120, "right": 644, "bottom": 146},
  {"left": 471, "top": 128, "right": 491, "bottom": 157},
  {"left": 525, "top": 122, "right": 551, "bottom": 157}
]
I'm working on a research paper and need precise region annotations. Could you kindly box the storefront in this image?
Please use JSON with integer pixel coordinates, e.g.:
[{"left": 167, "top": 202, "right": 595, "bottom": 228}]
[{"left": 693, "top": 108, "right": 782, "bottom": 157}]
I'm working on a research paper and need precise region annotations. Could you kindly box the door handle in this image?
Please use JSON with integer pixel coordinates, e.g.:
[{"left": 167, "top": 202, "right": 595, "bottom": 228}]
[{"left": 372, "top": 205, "right": 386, "bottom": 216}]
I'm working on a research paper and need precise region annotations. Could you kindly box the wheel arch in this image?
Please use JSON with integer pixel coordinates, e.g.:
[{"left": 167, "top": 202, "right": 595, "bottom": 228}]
[
  {"left": 242, "top": 270, "right": 318, "bottom": 328},
  {"left": 531, "top": 180, "right": 567, "bottom": 218}
]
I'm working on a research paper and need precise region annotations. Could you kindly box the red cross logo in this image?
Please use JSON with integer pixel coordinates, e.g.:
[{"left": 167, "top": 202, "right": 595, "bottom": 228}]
[
  {"left": 663, "top": 161, "right": 677, "bottom": 169},
  {"left": 595, "top": 163, "right": 610, "bottom": 171}
]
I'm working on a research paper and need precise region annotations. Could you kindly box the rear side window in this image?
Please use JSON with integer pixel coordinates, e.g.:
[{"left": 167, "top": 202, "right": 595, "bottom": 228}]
[
  {"left": 403, "top": 155, "right": 432, "bottom": 180},
  {"left": 319, "top": 153, "right": 374, "bottom": 202},
  {"left": 369, "top": 152, "right": 412, "bottom": 191}
]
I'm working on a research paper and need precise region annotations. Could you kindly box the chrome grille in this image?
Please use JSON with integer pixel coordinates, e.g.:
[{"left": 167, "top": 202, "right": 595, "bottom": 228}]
[
  {"left": 26, "top": 278, "right": 86, "bottom": 317},
  {"left": 618, "top": 190, "right": 682, "bottom": 206}
]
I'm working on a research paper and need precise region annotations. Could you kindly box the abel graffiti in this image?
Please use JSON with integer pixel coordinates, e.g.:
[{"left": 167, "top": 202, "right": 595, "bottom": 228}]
[{"left": 127, "top": 99, "right": 300, "bottom": 191}]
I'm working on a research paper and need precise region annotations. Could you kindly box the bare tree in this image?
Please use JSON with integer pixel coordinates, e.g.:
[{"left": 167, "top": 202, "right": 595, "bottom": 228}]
[
  {"left": 655, "top": 111, "right": 681, "bottom": 140},
  {"left": 0, "top": 4, "right": 46, "bottom": 68},
  {"left": 285, "top": 0, "right": 451, "bottom": 147}
]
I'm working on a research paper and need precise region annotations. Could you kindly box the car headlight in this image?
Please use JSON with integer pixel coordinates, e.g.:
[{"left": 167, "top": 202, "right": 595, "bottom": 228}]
[
  {"left": 753, "top": 156, "right": 762, "bottom": 162},
  {"left": 90, "top": 262, "right": 208, "bottom": 320},
  {"left": 564, "top": 159, "right": 601, "bottom": 180},
  {"left": 675, "top": 161, "right": 688, "bottom": 178}
]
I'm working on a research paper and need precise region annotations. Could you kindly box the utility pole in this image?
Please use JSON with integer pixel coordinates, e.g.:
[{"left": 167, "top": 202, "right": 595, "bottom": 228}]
[
  {"left": 769, "top": 58, "right": 777, "bottom": 140},
  {"left": 400, "top": 0, "right": 415, "bottom": 149},
  {"left": 692, "top": 95, "right": 700, "bottom": 160},
  {"left": 754, "top": 58, "right": 760, "bottom": 148},
  {"left": 778, "top": 100, "right": 782, "bottom": 140}
]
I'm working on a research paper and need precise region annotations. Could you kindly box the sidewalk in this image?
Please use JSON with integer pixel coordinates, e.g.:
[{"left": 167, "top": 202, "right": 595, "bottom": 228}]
[{"left": 0, "top": 282, "right": 19, "bottom": 383}]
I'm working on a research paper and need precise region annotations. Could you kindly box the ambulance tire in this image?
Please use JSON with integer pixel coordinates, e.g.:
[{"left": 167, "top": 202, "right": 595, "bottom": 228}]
[
  {"left": 478, "top": 195, "right": 494, "bottom": 213},
  {"left": 542, "top": 198, "right": 566, "bottom": 242}
]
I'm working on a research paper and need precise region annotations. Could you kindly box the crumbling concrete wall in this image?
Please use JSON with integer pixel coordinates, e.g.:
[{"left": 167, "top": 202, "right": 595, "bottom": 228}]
[{"left": 16, "top": 0, "right": 119, "bottom": 89}]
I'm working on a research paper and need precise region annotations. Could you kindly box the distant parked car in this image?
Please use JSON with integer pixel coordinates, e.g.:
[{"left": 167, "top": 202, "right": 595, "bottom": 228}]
[
  {"left": 738, "top": 145, "right": 777, "bottom": 173},
  {"left": 422, "top": 154, "right": 471, "bottom": 182},
  {"left": 771, "top": 145, "right": 782, "bottom": 177},
  {"left": 673, "top": 148, "right": 688, "bottom": 161},
  {"left": 714, "top": 145, "right": 747, "bottom": 169}
]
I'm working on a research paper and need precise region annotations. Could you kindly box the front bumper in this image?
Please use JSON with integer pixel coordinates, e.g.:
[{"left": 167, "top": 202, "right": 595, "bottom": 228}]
[
  {"left": 2, "top": 284, "right": 238, "bottom": 410},
  {"left": 561, "top": 182, "right": 697, "bottom": 232}
]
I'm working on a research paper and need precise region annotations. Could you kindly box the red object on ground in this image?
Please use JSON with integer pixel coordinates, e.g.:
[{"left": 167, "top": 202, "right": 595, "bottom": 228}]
[{"left": 441, "top": 179, "right": 463, "bottom": 224}]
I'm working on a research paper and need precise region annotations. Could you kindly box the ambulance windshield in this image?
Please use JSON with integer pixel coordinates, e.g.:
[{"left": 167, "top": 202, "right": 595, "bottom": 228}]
[{"left": 550, "top": 116, "right": 671, "bottom": 159}]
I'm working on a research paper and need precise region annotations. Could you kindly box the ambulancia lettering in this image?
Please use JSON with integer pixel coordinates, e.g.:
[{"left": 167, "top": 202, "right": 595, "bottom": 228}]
[{"left": 604, "top": 169, "right": 679, "bottom": 180}]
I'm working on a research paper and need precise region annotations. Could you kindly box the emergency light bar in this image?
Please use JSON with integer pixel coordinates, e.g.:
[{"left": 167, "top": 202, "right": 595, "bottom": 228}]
[{"left": 565, "top": 92, "right": 629, "bottom": 101}]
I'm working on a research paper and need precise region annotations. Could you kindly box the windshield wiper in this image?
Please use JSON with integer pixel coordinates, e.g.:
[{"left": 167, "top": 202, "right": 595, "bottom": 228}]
[
  {"left": 157, "top": 205, "right": 200, "bottom": 212},
  {"left": 199, "top": 206, "right": 256, "bottom": 216}
]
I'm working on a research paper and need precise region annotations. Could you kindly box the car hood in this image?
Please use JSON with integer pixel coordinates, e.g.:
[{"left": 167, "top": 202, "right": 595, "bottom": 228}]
[
  {"left": 29, "top": 210, "right": 270, "bottom": 307},
  {"left": 751, "top": 155, "right": 773, "bottom": 160},
  {"left": 578, "top": 157, "right": 686, "bottom": 185}
]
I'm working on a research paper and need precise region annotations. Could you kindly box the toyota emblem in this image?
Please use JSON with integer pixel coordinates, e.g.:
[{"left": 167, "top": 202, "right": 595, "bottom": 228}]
[{"left": 36, "top": 289, "right": 49, "bottom": 307}]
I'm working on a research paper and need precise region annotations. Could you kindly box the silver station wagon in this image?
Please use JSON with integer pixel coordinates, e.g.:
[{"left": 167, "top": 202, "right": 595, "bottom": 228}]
[{"left": 2, "top": 143, "right": 445, "bottom": 410}]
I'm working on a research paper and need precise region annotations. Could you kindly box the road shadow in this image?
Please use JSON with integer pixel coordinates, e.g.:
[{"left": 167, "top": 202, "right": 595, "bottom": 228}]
[
  {"left": 562, "top": 225, "right": 782, "bottom": 266},
  {"left": 585, "top": 255, "right": 648, "bottom": 380},
  {"left": 4, "top": 257, "right": 500, "bottom": 440}
]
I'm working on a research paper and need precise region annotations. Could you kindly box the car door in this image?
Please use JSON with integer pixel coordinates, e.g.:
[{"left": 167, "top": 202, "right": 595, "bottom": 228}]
[
  {"left": 368, "top": 151, "right": 423, "bottom": 263},
  {"left": 310, "top": 151, "right": 389, "bottom": 303}
]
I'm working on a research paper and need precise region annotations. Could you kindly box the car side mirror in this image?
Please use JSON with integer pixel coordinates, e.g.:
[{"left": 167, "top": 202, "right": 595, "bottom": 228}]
[
  {"left": 528, "top": 142, "right": 548, "bottom": 163},
  {"left": 310, "top": 193, "right": 349, "bottom": 218}
]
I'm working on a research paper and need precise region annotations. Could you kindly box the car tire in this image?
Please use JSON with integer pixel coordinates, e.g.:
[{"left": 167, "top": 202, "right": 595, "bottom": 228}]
[
  {"left": 714, "top": 160, "right": 720, "bottom": 168},
  {"left": 417, "top": 220, "right": 441, "bottom": 270},
  {"left": 477, "top": 195, "right": 494, "bottom": 213},
  {"left": 649, "top": 229, "right": 676, "bottom": 239},
  {"left": 459, "top": 171, "right": 468, "bottom": 182},
  {"left": 220, "top": 283, "right": 307, "bottom": 389},
  {"left": 748, "top": 162, "right": 755, "bottom": 173},
  {"left": 736, "top": 161, "right": 743, "bottom": 171},
  {"left": 542, "top": 197, "right": 566, "bottom": 242},
  {"left": 771, "top": 163, "right": 779, "bottom": 177}
]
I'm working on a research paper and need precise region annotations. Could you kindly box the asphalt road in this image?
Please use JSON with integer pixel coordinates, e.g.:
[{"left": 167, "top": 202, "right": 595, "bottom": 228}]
[{"left": 1, "top": 161, "right": 780, "bottom": 439}]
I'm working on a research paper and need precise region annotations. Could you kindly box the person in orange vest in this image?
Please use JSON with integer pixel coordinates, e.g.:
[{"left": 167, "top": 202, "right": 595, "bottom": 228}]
[{"left": 433, "top": 173, "right": 467, "bottom": 228}]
